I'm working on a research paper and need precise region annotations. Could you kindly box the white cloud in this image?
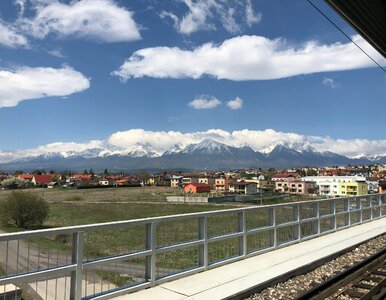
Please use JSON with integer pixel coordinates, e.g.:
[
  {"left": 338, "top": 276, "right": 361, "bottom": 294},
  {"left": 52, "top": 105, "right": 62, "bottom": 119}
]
[
  {"left": 322, "top": 77, "right": 340, "bottom": 88},
  {"left": 160, "top": 0, "right": 260, "bottom": 35},
  {"left": 0, "top": 65, "right": 90, "bottom": 108},
  {"left": 245, "top": 0, "right": 261, "bottom": 27},
  {"left": 226, "top": 97, "right": 243, "bottom": 109},
  {"left": 19, "top": 0, "right": 141, "bottom": 42},
  {"left": 0, "top": 21, "right": 28, "bottom": 48},
  {"left": 0, "top": 140, "right": 103, "bottom": 163},
  {"left": 47, "top": 48, "right": 64, "bottom": 58},
  {"left": 14, "top": 0, "right": 27, "bottom": 17},
  {"left": 112, "top": 34, "right": 385, "bottom": 81},
  {"left": 1, "top": 128, "right": 386, "bottom": 162},
  {"left": 188, "top": 96, "right": 221, "bottom": 109}
]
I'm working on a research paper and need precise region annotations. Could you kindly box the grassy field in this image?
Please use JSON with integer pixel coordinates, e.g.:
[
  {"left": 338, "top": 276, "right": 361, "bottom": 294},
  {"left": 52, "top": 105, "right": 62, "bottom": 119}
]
[{"left": 0, "top": 186, "right": 185, "bottom": 204}]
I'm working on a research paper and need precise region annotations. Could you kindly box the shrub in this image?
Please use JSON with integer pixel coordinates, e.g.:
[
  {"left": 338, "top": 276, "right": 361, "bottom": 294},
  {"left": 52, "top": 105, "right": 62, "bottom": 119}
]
[
  {"left": 0, "top": 191, "right": 49, "bottom": 229},
  {"left": 1, "top": 177, "right": 30, "bottom": 189}
]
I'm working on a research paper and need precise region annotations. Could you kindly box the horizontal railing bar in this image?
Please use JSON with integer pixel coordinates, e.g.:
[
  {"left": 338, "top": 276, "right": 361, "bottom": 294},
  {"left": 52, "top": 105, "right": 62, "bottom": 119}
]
[
  {"left": 276, "top": 220, "right": 299, "bottom": 229},
  {"left": 156, "top": 239, "right": 204, "bottom": 254},
  {"left": 89, "top": 281, "right": 151, "bottom": 300},
  {"left": 299, "top": 217, "right": 319, "bottom": 223},
  {"left": 0, "top": 264, "right": 76, "bottom": 285},
  {"left": 246, "top": 225, "right": 273, "bottom": 234},
  {"left": 1, "top": 195, "right": 382, "bottom": 241},
  {"left": 208, "top": 231, "right": 243, "bottom": 243},
  {"left": 83, "top": 250, "right": 152, "bottom": 268}
]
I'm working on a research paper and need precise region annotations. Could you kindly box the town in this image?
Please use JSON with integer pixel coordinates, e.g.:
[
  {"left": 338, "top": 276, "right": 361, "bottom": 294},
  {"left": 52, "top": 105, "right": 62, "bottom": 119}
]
[{"left": 1, "top": 164, "right": 386, "bottom": 199}]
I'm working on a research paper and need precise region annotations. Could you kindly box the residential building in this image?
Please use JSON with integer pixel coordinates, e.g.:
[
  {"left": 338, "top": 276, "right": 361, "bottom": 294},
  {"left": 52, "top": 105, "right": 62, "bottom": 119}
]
[
  {"left": 271, "top": 172, "right": 301, "bottom": 182},
  {"left": 17, "top": 174, "right": 34, "bottom": 181},
  {"left": 338, "top": 181, "right": 368, "bottom": 196},
  {"left": 32, "top": 175, "right": 52, "bottom": 186},
  {"left": 214, "top": 177, "right": 228, "bottom": 191},
  {"left": 181, "top": 177, "right": 198, "bottom": 187},
  {"left": 184, "top": 183, "right": 211, "bottom": 193},
  {"left": 170, "top": 176, "right": 183, "bottom": 188},
  {"left": 198, "top": 177, "right": 215, "bottom": 187},
  {"left": 301, "top": 176, "right": 366, "bottom": 197},
  {"left": 229, "top": 182, "right": 257, "bottom": 194},
  {"left": 378, "top": 180, "right": 386, "bottom": 193}
]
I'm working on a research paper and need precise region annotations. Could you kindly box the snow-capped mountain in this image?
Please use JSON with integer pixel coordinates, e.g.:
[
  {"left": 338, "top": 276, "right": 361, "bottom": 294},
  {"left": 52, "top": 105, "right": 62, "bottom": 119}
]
[
  {"left": 98, "top": 143, "right": 160, "bottom": 158},
  {"left": 0, "top": 139, "right": 378, "bottom": 172}
]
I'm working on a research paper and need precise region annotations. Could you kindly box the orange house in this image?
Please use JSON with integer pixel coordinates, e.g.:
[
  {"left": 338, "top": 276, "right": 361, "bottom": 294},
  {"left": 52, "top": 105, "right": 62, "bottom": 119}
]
[{"left": 184, "top": 183, "right": 211, "bottom": 193}]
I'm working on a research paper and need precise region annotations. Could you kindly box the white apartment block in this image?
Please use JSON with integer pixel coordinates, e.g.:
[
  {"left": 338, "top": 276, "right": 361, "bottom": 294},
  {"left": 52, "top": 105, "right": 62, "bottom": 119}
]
[{"left": 301, "top": 176, "right": 366, "bottom": 197}]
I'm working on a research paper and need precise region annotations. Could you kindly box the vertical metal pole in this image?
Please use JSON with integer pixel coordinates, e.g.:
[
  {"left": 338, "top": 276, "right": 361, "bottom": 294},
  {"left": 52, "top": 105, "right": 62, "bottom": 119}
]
[
  {"left": 370, "top": 195, "right": 374, "bottom": 220},
  {"left": 344, "top": 198, "right": 350, "bottom": 226},
  {"left": 145, "top": 222, "right": 157, "bottom": 286},
  {"left": 70, "top": 231, "right": 84, "bottom": 300},
  {"left": 331, "top": 200, "right": 337, "bottom": 230},
  {"left": 198, "top": 216, "right": 208, "bottom": 269},
  {"left": 312, "top": 202, "right": 319, "bottom": 236},
  {"left": 356, "top": 197, "right": 362, "bottom": 223},
  {"left": 295, "top": 204, "right": 301, "bottom": 241},
  {"left": 268, "top": 208, "right": 276, "bottom": 247},
  {"left": 238, "top": 212, "right": 247, "bottom": 256}
]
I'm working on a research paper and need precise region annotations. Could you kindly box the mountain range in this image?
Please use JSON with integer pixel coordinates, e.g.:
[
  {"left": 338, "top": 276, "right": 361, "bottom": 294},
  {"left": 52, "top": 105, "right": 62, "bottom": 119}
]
[{"left": 0, "top": 139, "right": 384, "bottom": 172}]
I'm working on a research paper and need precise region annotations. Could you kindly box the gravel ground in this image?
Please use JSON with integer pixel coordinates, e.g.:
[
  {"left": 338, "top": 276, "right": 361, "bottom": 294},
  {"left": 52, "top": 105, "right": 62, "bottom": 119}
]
[{"left": 245, "top": 234, "right": 386, "bottom": 300}]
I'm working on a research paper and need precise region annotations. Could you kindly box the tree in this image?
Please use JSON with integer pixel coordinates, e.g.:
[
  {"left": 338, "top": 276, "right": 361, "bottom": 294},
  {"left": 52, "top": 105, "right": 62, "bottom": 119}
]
[
  {"left": 138, "top": 171, "right": 150, "bottom": 185},
  {"left": 14, "top": 170, "right": 24, "bottom": 175},
  {"left": 104, "top": 168, "right": 109, "bottom": 176},
  {"left": 83, "top": 169, "right": 88, "bottom": 175},
  {"left": 1, "top": 177, "right": 29, "bottom": 189},
  {"left": 32, "top": 169, "right": 43, "bottom": 175},
  {"left": 0, "top": 191, "right": 49, "bottom": 229}
]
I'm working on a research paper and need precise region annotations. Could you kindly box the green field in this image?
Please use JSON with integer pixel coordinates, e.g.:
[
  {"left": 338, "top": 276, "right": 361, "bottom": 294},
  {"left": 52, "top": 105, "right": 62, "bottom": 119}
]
[{"left": 0, "top": 186, "right": 185, "bottom": 204}]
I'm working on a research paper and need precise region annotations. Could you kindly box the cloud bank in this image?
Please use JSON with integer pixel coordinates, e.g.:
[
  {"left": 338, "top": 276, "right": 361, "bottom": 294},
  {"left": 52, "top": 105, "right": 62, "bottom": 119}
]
[
  {"left": 0, "top": 66, "right": 90, "bottom": 108},
  {"left": 160, "top": 0, "right": 261, "bottom": 35},
  {"left": 1, "top": 128, "right": 386, "bottom": 163},
  {"left": 112, "top": 34, "right": 384, "bottom": 81},
  {"left": 0, "top": 21, "right": 28, "bottom": 48},
  {"left": 18, "top": 0, "right": 141, "bottom": 42}
]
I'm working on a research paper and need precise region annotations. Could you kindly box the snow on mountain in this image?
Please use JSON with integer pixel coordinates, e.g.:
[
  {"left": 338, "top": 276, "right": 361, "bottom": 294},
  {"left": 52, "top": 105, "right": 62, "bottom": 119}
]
[
  {"left": 182, "top": 139, "right": 233, "bottom": 154},
  {"left": 261, "top": 141, "right": 317, "bottom": 154}
]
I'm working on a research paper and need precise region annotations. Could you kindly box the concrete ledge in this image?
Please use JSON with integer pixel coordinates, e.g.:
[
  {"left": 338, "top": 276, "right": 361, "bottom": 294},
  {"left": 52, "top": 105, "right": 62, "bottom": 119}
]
[{"left": 114, "top": 217, "right": 386, "bottom": 300}]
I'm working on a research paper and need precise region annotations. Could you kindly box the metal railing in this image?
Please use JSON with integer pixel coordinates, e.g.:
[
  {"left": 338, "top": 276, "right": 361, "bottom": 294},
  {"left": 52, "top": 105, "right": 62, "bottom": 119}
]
[{"left": 1, "top": 194, "right": 385, "bottom": 300}]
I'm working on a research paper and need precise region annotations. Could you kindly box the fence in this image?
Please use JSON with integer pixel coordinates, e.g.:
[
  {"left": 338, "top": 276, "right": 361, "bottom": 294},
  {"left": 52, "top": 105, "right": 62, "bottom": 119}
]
[{"left": 1, "top": 194, "right": 385, "bottom": 300}]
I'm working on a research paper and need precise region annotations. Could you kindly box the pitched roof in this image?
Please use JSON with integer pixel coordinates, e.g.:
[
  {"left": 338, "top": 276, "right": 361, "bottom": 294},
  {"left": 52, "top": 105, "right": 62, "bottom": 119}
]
[
  {"left": 17, "top": 174, "right": 34, "bottom": 180},
  {"left": 186, "top": 182, "right": 210, "bottom": 188},
  {"left": 33, "top": 175, "right": 52, "bottom": 184}
]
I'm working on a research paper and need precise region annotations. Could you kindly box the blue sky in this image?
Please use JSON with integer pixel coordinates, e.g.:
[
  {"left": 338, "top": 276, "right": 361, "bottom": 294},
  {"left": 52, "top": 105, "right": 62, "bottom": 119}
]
[{"left": 0, "top": 0, "right": 385, "bottom": 162}]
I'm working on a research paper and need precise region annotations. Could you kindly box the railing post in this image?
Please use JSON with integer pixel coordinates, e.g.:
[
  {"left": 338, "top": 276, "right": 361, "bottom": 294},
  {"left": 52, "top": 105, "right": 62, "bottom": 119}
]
[
  {"left": 344, "top": 198, "right": 350, "bottom": 226},
  {"left": 293, "top": 204, "right": 300, "bottom": 241},
  {"left": 314, "top": 202, "right": 320, "bottom": 236},
  {"left": 331, "top": 199, "right": 337, "bottom": 230},
  {"left": 145, "top": 222, "right": 157, "bottom": 286},
  {"left": 238, "top": 212, "right": 247, "bottom": 256},
  {"left": 370, "top": 195, "right": 374, "bottom": 220},
  {"left": 198, "top": 216, "right": 208, "bottom": 269},
  {"left": 70, "top": 231, "right": 84, "bottom": 300},
  {"left": 268, "top": 207, "right": 277, "bottom": 247},
  {"left": 356, "top": 197, "right": 362, "bottom": 223}
]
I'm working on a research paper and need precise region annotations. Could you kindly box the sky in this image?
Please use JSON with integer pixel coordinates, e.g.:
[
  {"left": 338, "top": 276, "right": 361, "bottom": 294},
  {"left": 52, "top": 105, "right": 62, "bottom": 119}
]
[{"left": 0, "top": 0, "right": 385, "bottom": 163}]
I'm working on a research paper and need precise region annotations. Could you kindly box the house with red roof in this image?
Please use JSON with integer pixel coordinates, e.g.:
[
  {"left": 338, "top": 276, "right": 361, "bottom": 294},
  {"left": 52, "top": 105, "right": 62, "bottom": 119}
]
[
  {"left": 271, "top": 172, "right": 301, "bottom": 182},
  {"left": 184, "top": 182, "right": 211, "bottom": 193},
  {"left": 17, "top": 174, "right": 34, "bottom": 181},
  {"left": 32, "top": 175, "right": 52, "bottom": 186}
]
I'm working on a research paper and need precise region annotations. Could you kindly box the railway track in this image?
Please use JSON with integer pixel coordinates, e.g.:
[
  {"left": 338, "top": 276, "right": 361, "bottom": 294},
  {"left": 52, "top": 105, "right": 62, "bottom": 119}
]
[{"left": 297, "top": 247, "right": 386, "bottom": 300}]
